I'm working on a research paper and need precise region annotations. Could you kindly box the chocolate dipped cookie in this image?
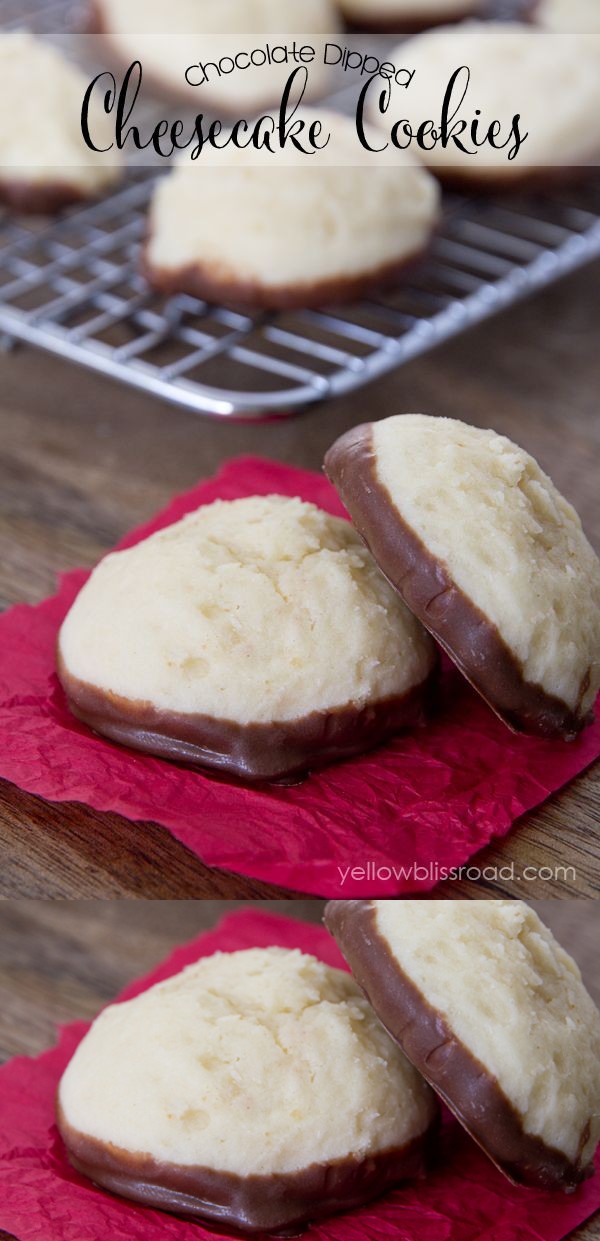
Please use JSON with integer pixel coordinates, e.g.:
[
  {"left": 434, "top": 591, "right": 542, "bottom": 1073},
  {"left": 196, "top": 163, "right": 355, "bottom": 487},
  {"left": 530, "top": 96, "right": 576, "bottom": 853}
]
[
  {"left": 324, "top": 414, "right": 600, "bottom": 739},
  {"left": 57, "top": 946, "right": 438, "bottom": 1231},
  {"left": 325, "top": 899, "right": 600, "bottom": 1191},
  {"left": 57, "top": 494, "right": 437, "bottom": 780}
]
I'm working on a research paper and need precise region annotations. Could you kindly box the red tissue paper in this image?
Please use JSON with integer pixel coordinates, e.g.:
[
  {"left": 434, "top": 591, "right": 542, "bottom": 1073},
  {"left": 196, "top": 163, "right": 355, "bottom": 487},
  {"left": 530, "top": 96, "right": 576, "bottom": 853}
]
[
  {"left": 0, "top": 909, "right": 599, "bottom": 1241},
  {"left": 0, "top": 456, "right": 598, "bottom": 897}
]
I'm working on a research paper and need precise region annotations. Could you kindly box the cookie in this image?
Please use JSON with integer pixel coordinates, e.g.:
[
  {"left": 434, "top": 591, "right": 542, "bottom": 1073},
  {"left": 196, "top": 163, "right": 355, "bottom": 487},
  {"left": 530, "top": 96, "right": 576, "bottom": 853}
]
[
  {"left": 143, "top": 111, "right": 440, "bottom": 309},
  {"left": 325, "top": 900, "right": 600, "bottom": 1191},
  {"left": 536, "top": 0, "right": 600, "bottom": 31},
  {"left": 370, "top": 23, "right": 600, "bottom": 187},
  {"left": 0, "top": 33, "right": 120, "bottom": 214},
  {"left": 324, "top": 415, "right": 600, "bottom": 739},
  {"left": 338, "top": 0, "right": 482, "bottom": 34},
  {"left": 90, "top": 0, "right": 337, "bottom": 113},
  {"left": 57, "top": 494, "right": 437, "bottom": 780},
  {"left": 57, "top": 946, "right": 438, "bottom": 1231}
]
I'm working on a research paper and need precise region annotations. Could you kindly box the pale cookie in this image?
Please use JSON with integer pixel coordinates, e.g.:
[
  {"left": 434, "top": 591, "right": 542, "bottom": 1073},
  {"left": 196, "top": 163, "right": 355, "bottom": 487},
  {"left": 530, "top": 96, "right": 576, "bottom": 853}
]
[
  {"left": 57, "top": 946, "right": 438, "bottom": 1230},
  {"left": 57, "top": 494, "right": 437, "bottom": 779}
]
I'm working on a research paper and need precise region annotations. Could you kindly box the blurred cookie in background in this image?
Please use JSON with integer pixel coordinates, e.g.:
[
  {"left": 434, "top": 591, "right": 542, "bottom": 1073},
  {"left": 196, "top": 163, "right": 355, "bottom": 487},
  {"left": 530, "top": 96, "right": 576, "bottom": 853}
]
[
  {"left": 0, "top": 32, "right": 121, "bottom": 214},
  {"left": 143, "top": 110, "right": 440, "bottom": 309},
  {"left": 89, "top": 0, "right": 338, "bottom": 113},
  {"left": 535, "top": 0, "right": 600, "bottom": 31},
  {"left": 369, "top": 22, "right": 600, "bottom": 189}
]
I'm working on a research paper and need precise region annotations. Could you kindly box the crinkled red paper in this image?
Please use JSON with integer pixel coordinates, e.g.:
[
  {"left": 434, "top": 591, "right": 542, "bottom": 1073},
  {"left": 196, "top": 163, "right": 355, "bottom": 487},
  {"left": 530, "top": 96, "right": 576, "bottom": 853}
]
[
  {"left": 0, "top": 457, "right": 597, "bottom": 897},
  {"left": 0, "top": 910, "right": 599, "bottom": 1241}
]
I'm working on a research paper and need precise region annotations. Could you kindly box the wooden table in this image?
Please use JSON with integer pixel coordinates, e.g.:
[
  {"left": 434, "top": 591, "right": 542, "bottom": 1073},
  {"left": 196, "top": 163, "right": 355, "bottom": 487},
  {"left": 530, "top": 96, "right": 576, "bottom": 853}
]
[
  {"left": 0, "top": 260, "right": 599, "bottom": 898},
  {"left": 0, "top": 899, "right": 598, "bottom": 1241}
]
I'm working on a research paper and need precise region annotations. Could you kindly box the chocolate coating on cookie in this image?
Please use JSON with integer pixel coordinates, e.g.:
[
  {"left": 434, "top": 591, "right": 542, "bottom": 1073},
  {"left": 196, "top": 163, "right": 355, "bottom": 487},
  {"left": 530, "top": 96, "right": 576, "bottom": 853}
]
[
  {"left": 0, "top": 180, "right": 88, "bottom": 215},
  {"left": 57, "top": 1102, "right": 432, "bottom": 1233},
  {"left": 324, "top": 419, "right": 599, "bottom": 739},
  {"left": 58, "top": 654, "right": 433, "bottom": 782},
  {"left": 142, "top": 245, "right": 430, "bottom": 313},
  {"left": 341, "top": 0, "right": 537, "bottom": 33},
  {"left": 339, "top": 0, "right": 482, "bottom": 34},
  {"left": 325, "top": 900, "right": 600, "bottom": 1191}
]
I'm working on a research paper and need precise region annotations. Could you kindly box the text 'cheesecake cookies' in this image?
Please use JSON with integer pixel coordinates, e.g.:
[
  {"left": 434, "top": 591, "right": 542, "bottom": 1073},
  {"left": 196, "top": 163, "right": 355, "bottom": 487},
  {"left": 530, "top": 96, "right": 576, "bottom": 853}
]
[
  {"left": 324, "top": 414, "right": 600, "bottom": 739},
  {"left": 90, "top": 0, "right": 338, "bottom": 112},
  {"left": 57, "top": 494, "right": 437, "bottom": 780},
  {"left": 57, "top": 946, "right": 438, "bottom": 1231},
  {"left": 369, "top": 23, "right": 600, "bottom": 187},
  {"left": 0, "top": 33, "right": 121, "bottom": 214},
  {"left": 325, "top": 900, "right": 600, "bottom": 1191},
  {"left": 143, "top": 111, "right": 440, "bottom": 310},
  {"left": 338, "top": 0, "right": 482, "bottom": 34}
]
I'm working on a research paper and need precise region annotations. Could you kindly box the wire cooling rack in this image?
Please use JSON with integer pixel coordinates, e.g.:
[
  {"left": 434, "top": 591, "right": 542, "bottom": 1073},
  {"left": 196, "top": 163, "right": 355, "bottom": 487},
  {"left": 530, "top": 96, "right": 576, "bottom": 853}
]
[{"left": 1, "top": 2, "right": 600, "bottom": 419}]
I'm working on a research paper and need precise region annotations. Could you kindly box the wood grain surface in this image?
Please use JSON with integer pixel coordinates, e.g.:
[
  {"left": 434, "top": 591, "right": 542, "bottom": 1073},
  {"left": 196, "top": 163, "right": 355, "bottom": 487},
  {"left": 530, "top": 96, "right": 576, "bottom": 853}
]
[
  {"left": 0, "top": 899, "right": 598, "bottom": 1241},
  {"left": 0, "top": 260, "right": 599, "bottom": 898}
]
